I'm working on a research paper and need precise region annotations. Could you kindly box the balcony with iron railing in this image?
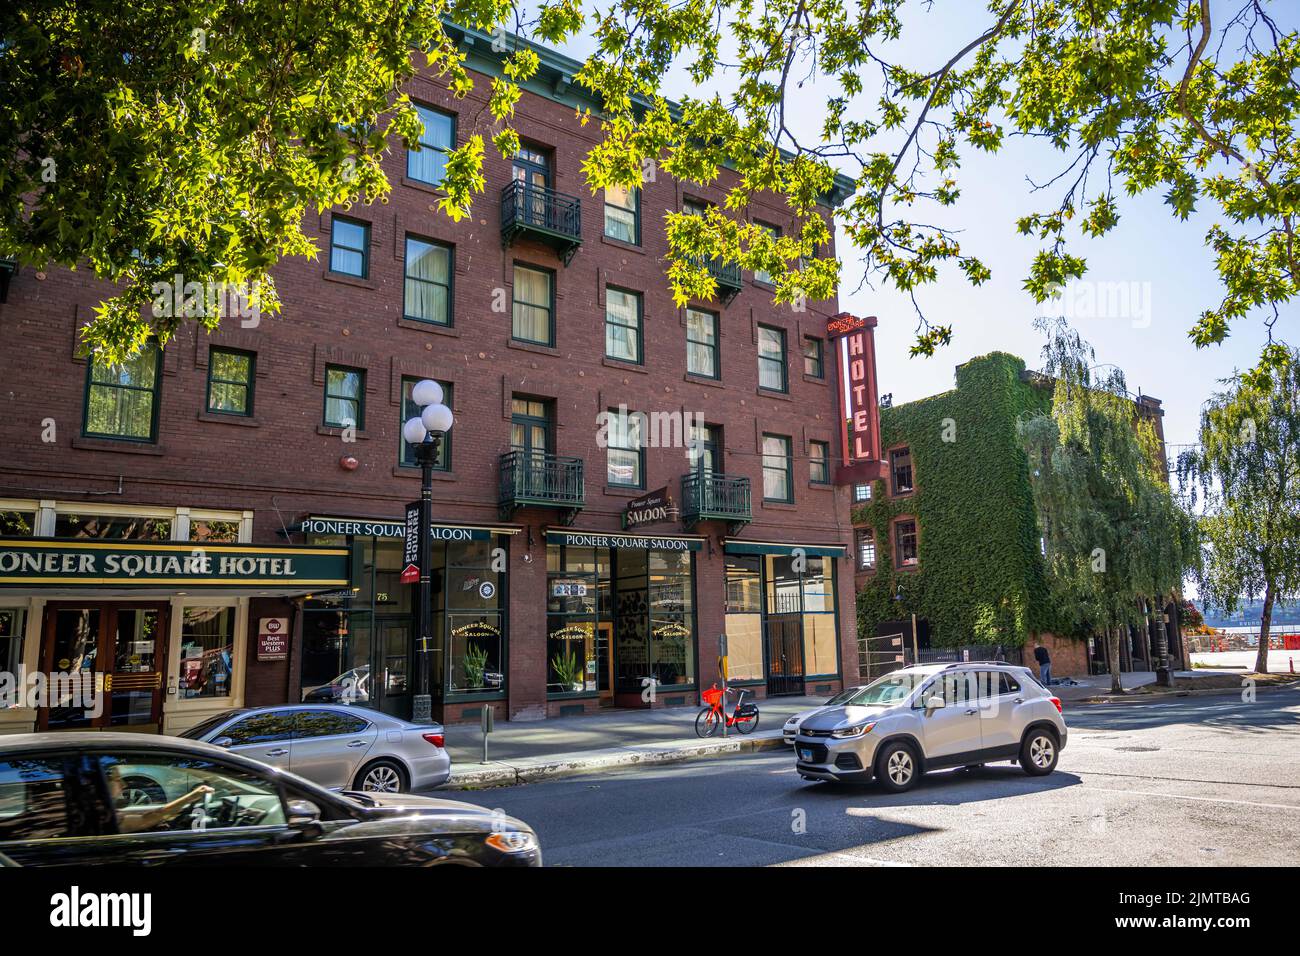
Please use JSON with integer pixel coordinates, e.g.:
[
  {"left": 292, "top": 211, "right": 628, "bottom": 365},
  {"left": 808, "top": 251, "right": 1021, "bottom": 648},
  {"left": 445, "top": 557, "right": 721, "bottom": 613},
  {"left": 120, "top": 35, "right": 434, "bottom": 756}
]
[
  {"left": 687, "top": 256, "right": 743, "bottom": 304},
  {"left": 499, "top": 450, "right": 585, "bottom": 524},
  {"left": 500, "top": 180, "right": 583, "bottom": 265},
  {"left": 680, "top": 471, "right": 752, "bottom": 534}
]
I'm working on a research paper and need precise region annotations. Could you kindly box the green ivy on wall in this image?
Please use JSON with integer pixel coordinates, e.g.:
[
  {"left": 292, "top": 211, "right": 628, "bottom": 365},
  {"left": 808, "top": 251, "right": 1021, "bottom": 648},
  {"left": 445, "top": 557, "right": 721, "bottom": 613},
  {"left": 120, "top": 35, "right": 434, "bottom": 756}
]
[{"left": 855, "top": 352, "right": 1070, "bottom": 649}]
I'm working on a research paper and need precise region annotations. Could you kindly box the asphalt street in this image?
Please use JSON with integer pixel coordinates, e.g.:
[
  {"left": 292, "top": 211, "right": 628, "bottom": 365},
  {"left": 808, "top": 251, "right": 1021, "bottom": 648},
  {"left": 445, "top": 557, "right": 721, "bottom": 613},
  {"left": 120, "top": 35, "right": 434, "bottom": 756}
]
[{"left": 454, "top": 686, "right": 1300, "bottom": 866}]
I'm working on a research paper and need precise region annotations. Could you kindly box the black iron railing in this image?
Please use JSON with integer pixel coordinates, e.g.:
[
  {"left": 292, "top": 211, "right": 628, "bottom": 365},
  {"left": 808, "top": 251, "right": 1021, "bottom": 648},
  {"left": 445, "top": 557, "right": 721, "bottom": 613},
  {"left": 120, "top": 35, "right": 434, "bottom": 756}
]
[
  {"left": 500, "top": 180, "right": 582, "bottom": 241},
  {"left": 499, "top": 450, "right": 585, "bottom": 521},
  {"left": 680, "top": 471, "right": 751, "bottom": 529}
]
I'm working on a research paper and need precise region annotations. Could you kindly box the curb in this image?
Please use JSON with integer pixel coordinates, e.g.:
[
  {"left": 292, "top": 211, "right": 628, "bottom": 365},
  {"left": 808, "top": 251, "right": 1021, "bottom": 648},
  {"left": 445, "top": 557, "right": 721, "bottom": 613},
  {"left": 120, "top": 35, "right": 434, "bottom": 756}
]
[
  {"left": 1071, "top": 678, "right": 1300, "bottom": 705},
  {"left": 445, "top": 731, "right": 787, "bottom": 789}
]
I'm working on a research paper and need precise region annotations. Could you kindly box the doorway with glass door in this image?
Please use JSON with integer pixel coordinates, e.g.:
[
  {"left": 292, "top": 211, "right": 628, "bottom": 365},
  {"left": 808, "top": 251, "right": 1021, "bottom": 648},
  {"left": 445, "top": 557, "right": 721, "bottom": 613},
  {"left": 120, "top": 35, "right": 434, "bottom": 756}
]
[
  {"left": 513, "top": 145, "right": 552, "bottom": 230},
  {"left": 38, "top": 602, "right": 170, "bottom": 731}
]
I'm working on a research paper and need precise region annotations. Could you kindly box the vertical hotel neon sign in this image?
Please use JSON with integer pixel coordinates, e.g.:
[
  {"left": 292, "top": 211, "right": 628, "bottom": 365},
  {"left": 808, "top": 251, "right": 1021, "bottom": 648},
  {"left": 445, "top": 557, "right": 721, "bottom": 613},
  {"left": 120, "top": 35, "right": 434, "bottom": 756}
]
[{"left": 826, "top": 312, "right": 884, "bottom": 483}]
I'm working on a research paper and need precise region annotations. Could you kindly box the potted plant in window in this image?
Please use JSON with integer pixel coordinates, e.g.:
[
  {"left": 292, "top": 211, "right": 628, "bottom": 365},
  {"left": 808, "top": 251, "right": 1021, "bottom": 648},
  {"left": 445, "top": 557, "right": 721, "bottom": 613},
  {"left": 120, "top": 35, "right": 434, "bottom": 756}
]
[
  {"left": 551, "top": 648, "right": 582, "bottom": 693},
  {"left": 463, "top": 644, "right": 489, "bottom": 690}
]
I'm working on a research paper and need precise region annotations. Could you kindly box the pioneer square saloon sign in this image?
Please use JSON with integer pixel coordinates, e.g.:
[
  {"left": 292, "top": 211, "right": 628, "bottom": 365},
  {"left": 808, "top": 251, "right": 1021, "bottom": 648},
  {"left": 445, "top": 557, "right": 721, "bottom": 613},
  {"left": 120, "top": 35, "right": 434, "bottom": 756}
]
[{"left": 622, "top": 487, "right": 678, "bottom": 530}]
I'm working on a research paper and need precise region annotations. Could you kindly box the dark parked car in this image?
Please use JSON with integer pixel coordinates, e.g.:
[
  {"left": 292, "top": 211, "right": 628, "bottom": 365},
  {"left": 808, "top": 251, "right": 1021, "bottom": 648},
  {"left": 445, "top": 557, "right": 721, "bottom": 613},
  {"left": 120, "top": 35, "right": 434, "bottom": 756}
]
[{"left": 0, "top": 733, "right": 540, "bottom": 867}]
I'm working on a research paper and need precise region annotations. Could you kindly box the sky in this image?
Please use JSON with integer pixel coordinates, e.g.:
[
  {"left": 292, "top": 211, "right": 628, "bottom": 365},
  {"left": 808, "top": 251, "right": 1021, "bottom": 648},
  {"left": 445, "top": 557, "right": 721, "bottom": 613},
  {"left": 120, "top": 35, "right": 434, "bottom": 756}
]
[{"left": 543, "top": 1, "right": 1291, "bottom": 455}]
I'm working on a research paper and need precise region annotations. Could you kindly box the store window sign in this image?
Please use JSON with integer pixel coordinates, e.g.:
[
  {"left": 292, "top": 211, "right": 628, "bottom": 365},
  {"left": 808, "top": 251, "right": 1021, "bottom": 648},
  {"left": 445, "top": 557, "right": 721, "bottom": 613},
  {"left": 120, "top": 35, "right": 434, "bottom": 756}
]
[
  {"left": 257, "top": 618, "right": 289, "bottom": 661},
  {"left": 551, "top": 580, "right": 588, "bottom": 598}
]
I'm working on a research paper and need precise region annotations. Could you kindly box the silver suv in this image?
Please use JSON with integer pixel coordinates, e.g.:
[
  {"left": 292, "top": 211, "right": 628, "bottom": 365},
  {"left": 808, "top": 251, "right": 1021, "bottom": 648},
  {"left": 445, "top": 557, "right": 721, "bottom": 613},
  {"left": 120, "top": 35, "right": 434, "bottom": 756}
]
[{"left": 793, "top": 662, "right": 1066, "bottom": 791}]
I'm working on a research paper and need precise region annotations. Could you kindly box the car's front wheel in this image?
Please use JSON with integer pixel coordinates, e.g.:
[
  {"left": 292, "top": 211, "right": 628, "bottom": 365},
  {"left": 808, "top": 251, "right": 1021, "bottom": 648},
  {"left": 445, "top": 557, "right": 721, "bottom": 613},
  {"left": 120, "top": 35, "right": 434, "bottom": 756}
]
[
  {"left": 874, "top": 741, "right": 920, "bottom": 793},
  {"left": 1019, "top": 728, "right": 1059, "bottom": 776},
  {"left": 354, "top": 759, "right": 408, "bottom": 793}
]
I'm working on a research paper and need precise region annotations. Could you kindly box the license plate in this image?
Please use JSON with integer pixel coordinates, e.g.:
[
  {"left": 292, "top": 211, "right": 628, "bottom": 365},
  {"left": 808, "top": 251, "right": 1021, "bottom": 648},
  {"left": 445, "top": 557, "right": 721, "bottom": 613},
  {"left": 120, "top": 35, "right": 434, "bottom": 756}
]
[{"left": 799, "top": 748, "right": 814, "bottom": 761}]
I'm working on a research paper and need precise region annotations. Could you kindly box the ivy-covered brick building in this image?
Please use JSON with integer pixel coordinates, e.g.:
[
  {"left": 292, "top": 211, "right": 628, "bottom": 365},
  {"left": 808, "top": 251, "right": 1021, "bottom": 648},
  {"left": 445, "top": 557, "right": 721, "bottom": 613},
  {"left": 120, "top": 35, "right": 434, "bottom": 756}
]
[{"left": 850, "top": 352, "right": 1185, "bottom": 680}]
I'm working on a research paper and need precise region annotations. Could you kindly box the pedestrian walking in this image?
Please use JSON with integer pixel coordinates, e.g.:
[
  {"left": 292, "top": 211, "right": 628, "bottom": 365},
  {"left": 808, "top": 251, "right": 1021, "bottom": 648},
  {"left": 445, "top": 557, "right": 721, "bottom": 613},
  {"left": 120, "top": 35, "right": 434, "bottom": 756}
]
[{"left": 1034, "top": 641, "right": 1052, "bottom": 686}]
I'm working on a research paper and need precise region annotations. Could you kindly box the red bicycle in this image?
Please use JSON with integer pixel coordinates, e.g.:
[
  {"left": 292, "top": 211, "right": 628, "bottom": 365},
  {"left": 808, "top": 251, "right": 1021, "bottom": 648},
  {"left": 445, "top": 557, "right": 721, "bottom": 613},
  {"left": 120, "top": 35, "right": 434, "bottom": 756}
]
[{"left": 695, "top": 684, "right": 760, "bottom": 737}]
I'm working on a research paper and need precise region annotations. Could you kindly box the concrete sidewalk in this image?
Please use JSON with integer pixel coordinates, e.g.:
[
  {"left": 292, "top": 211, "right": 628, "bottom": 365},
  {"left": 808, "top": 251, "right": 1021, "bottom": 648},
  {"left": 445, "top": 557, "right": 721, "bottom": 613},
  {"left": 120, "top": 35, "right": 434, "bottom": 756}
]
[
  {"left": 1049, "top": 668, "right": 1299, "bottom": 703},
  {"left": 439, "top": 694, "right": 822, "bottom": 789}
]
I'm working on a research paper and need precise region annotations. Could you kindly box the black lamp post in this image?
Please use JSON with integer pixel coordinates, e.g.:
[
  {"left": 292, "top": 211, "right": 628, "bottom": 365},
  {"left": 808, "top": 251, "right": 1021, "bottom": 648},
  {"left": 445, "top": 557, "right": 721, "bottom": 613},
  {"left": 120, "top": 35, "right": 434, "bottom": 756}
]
[{"left": 402, "top": 380, "right": 453, "bottom": 724}]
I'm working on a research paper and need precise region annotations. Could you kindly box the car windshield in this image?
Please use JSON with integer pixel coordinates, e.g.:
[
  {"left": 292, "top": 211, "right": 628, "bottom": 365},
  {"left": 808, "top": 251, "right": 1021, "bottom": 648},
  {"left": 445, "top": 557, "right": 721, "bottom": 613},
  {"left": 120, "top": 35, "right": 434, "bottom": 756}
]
[
  {"left": 845, "top": 672, "right": 925, "bottom": 706},
  {"left": 178, "top": 710, "right": 245, "bottom": 740},
  {"left": 823, "top": 686, "right": 865, "bottom": 706}
]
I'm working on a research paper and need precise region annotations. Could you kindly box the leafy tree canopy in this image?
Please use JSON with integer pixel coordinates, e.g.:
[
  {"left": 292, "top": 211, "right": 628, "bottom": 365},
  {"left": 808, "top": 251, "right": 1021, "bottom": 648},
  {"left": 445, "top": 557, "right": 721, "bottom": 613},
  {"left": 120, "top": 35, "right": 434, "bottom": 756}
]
[
  {"left": 1178, "top": 347, "right": 1300, "bottom": 671},
  {"left": 1019, "top": 318, "right": 1197, "bottom": 687},
  {"left": 2, "top": 1, "right": 1296, "bottom": 371}
]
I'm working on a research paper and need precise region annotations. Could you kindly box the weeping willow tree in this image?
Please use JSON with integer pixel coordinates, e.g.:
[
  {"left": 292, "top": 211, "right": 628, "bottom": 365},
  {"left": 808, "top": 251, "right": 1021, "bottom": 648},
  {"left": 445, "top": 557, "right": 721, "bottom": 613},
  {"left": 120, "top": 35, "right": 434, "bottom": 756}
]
[
  {"left": 1019, "top": 320, "right": 1198, "bottom": 693},
  {"left": 1178, "top": 352, "right": 1300, "bottom": 674}
]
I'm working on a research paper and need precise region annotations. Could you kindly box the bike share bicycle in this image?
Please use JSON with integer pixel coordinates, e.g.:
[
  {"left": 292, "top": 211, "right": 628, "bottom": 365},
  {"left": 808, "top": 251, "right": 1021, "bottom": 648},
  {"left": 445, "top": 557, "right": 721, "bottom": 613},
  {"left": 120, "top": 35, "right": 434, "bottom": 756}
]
[{"left": 695, "top": 683, "right": 760, "bottom": 737}]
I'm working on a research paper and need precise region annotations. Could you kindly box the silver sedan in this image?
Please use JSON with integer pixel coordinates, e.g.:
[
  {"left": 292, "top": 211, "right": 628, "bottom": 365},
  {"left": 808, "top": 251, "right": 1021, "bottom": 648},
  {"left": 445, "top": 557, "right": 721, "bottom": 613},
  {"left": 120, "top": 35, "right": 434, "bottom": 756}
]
[{"left": 179, "top": 704, "right": 451, "bottom": 793}]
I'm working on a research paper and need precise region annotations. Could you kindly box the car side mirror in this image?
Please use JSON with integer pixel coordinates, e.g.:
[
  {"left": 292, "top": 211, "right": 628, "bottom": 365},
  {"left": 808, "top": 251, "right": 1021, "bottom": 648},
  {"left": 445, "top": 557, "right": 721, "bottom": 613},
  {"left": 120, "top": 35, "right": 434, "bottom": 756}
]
[
  {"left": 286, "top": 799, "right": 324, "bottom": 838},
  {"left": 211, "top": 736, "right": 234, "bottom": 748},
  {"left": 924, "top": 696, "right": 946, "bottom": 710},
  {"left": 288, "top": 799, "right": 321, "bottom": 826}
]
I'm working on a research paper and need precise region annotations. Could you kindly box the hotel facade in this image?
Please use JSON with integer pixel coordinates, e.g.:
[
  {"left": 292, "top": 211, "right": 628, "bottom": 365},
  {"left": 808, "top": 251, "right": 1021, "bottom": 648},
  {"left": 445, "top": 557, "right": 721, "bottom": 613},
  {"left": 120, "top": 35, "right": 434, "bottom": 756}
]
[{"left": 0, "top": 27, "right": 876, "bottom": 735}]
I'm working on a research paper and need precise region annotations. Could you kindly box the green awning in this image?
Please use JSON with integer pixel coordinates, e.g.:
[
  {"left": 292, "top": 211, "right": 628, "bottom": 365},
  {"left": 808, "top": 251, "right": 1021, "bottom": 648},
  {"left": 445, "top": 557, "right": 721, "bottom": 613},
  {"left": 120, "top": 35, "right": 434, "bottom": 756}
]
[{"left": 723, "top": 540, "right": 848, "bottom": 558}]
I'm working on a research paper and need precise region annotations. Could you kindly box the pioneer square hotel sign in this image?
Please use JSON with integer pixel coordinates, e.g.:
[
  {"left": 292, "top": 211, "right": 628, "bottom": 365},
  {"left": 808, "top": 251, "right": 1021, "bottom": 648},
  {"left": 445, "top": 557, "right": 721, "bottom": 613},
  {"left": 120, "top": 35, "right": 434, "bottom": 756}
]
[{"left": 0, "top": 539, "right": 350, "bottom": 588}]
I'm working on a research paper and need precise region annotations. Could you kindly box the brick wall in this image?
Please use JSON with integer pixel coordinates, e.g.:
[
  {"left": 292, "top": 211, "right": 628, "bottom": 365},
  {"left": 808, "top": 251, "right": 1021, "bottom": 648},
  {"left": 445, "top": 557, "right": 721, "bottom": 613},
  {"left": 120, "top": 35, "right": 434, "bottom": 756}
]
[{"left": 0, "top": 57, "right": 859, "bottom": 721}]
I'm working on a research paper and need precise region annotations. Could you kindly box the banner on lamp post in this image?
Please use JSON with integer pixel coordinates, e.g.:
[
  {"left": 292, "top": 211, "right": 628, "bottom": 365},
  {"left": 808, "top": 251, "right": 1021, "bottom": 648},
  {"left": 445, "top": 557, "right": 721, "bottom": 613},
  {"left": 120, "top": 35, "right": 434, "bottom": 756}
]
[{"left": 401, "top": 502, "right": 420, "bottom": 585}]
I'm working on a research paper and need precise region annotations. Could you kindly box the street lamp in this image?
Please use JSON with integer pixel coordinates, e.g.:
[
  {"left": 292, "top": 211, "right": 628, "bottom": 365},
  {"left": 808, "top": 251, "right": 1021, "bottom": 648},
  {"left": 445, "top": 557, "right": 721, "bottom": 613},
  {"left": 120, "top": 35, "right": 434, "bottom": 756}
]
[{"left": 403, "top": 379, "right": 454, "bottom": 724}]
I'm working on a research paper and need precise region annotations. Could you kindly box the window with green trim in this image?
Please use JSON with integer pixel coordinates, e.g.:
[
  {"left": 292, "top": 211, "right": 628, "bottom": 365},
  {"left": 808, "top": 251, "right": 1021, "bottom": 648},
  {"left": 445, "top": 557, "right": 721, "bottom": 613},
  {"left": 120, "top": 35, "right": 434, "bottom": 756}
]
[
  {"left": 809, "top": 440, "right": 831, "bottom": 483},
  {"left": 400, "top": 377, "right": 451, "bottom": 469},
  {"left": 606, "top": 410, "right": 644, "bottom": 488},
  {"left": 757, "top": 325, "right": 787, "bottom": 392},
  {"left": 404, "top": 236, "right": 452, "bottom": 325},
  {"left": 686, "top": 308, "right": 718, "bottom": 378},
  {"left": 512, "top": 264, "right": 554, "bottom": 346},
  {"left": 408, "top": 105, "right": 455, "bottom": 186},
  {"left": 324, "top": 365, "right": 364, "bottom": 429},
  {"left": 761, "top": 433, "right": 792, "bottom": 502},
  {"left": 604, "top": 288, "right": 642, "bottom": 364},
  {"left": 604, "top": 185, "right": 640, "bottom": 244},
  {"left": 329, "top": 217, "right": 369, "bottom": 278},
  {"left": 753, "top": 222, "right": 781, "bottom": 284},
  {"left": 803, "top": 336, "right": 824, "bottom": 378},
  {"left": 206, "top": 348, "right": 254, "bottom": 416},
  {"left": 84, "top": 343, "right": 161, "bottom": 441}
]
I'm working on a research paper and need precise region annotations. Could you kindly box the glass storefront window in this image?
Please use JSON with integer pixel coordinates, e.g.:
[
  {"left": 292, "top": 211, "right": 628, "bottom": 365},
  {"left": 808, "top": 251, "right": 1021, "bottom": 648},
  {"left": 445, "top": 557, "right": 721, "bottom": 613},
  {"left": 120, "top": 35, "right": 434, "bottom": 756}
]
[
  {"left": 649, "top": 550, "right": 694, "bottom": 688},
  {"left": 724, "top": 556, "right": 763, "bottom": 681},
  {"left": 547, "top": 545, "right": 602, "bottom": 694},
  {"left": 448, "top": 614, "right": 504, "bottom": 692},
  {"left": 0, "top": 512, "right": 34, "bottom": 536},
  {"left": 177, "top": 607, "right": 235, "bottom": 700},
  {"left": 765, "top": 555, "right": 803, "bottom": 615},
  {"left": 301, "top": 593, "right": 373, "bottom": 706},
  {"left": 300, "top": 530, "right": 509, "bottom": 703},
  {"left": 372, "top": 539, "right": 412, "bottom": 614},
  {"left": 55, "top": 513, "right": 171, "bottom": 540},
  {"left": 446, "top": 538, "right": 505, "bottom": 694},
  {"left": 190, "top": 519, "right": 240, "bottom": 542},
  {"left": 0, "top": 609, "right": 24, "bottom": 679}
]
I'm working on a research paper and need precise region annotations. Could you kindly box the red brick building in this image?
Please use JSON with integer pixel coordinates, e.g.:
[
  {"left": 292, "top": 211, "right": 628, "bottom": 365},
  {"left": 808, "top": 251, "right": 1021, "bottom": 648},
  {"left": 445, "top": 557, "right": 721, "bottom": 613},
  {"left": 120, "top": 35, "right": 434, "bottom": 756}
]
[{"left": 0, "top": 27, "right": 868, "bottom": 735}]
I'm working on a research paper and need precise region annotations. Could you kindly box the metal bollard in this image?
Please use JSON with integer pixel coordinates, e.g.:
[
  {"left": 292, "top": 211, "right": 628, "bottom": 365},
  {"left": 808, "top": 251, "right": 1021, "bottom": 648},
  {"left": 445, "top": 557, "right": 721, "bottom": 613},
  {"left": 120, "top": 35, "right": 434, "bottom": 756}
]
[{"left": 481, "top": 705, "right": 494, "bottom": 764}]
